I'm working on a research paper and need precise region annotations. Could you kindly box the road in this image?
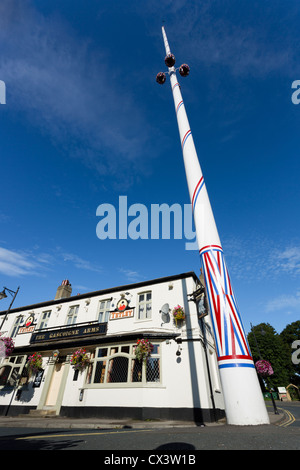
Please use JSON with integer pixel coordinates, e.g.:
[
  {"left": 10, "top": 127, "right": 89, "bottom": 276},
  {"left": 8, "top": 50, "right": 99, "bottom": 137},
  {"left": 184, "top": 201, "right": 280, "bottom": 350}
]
[
  {"left": 0, "top": 402, "right": 299, "bottom": 452},
  {"left": 275, "top": 401, "right": 300, "bottom": 428}
]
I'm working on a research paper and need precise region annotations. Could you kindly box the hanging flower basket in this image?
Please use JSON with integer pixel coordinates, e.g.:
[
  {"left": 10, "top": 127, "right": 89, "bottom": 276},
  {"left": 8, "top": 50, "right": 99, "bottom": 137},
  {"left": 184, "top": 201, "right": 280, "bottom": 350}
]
[
  {"left": 255, "top": 359, "right": 274, "bottom": 377},
  {"left": 135, "top": 339, "right": 153, "bottom": 364},
  {"left": 70, "top": 348, "right": 90, "bottom": 371},
  {"left": 0, "top": 334, "right": 15, "bottom": 357},
  {"left": 172, "top": 305, "right": 185, "bottom": 326},
  {"left": 26, "top": 353, "right": 43, "bottom": 376}
]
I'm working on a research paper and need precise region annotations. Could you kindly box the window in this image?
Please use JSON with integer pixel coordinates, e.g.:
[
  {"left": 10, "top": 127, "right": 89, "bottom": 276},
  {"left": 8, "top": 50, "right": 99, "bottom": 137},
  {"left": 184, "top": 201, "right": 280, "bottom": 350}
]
[
  {"left": 73, "top": 369, "right": 79, "bottom": 381},
  {"left": 10, "top": 316, "right": 23, "bottom": 338},
  {"left": 146, "top": 344, "right": 160, "bottom": 382},
  {"left": 98, "top": 299, "right": 111, "bottom": 323},
  {"left": 146, "top": 358, "right": 160, "bottom": 382},
  {"left": 107, "top": 356, "right": 128, "bottom": 383},
  {"left": 0, "top": 365, "right": 12, "bottom": 385},
  {"left": 66, "top": 305, "right": 79, "bottom": 325},
  {"left": 85, "top": 342, "right": 160, "bottom": 387},
  {"left": 0, "top": 355, "right": 26, "bottom": 386},
  {"left": 137, "top": 292, "right": 152, "bottom": 320},
  {"left": 38, "top": 310, "right": 51, "bottom": 330}
]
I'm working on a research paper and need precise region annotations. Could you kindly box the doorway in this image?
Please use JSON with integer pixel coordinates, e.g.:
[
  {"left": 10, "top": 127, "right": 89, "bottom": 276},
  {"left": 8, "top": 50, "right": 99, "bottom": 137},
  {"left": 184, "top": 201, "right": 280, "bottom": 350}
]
[
  {"left": 45, "top": 362, "right": 65, "bottom": 407},
  {"left": 38, "top": 357, "right": 69, "bottom": 415}
]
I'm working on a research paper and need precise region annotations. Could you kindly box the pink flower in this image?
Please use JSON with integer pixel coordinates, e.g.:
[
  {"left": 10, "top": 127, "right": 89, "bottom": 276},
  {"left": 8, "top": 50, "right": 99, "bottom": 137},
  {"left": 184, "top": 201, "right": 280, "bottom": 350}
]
[{"left": 255, "top": 359, "right": 274, "bottom": 377}]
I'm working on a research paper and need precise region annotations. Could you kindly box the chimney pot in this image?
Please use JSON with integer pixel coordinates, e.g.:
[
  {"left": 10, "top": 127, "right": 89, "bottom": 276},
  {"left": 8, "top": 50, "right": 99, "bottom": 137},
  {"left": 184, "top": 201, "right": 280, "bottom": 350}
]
[{"left": 55, "top": 280, "right": 72, "bottom": 300}]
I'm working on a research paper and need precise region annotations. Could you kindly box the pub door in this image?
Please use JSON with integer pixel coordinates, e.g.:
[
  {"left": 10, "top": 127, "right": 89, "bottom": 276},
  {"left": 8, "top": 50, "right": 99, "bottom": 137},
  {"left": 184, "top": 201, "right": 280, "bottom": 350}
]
[{"left": 41, "top": 358, "right": 68, "bottom": 415}]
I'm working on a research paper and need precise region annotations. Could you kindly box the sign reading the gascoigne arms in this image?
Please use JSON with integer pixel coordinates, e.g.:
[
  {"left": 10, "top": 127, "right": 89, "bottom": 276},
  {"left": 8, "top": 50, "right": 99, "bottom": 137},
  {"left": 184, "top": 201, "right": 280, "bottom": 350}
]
[{"left": 30, "top": 322, "right": 107, "bottom": 344}]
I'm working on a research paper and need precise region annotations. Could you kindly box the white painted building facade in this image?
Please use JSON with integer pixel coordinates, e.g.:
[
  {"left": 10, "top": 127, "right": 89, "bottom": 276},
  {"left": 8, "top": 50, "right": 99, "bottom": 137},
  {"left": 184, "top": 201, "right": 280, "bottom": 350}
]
[{"left": 0, "top": 272, "right": 225, "bottom": 422}]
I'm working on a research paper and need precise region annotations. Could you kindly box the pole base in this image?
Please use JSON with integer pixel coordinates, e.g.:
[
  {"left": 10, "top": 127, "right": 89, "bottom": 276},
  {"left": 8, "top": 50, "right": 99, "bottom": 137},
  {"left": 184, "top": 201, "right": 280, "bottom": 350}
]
[{"left": 219, "top": 366, "right": 270, "bottom": 425}]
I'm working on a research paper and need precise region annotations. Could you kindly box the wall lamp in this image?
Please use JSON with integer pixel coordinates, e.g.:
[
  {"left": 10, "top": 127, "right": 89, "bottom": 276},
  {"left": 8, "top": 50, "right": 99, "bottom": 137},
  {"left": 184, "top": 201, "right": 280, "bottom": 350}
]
[{"left": 176, "top": 338, "right": 182, "bottom": 356}]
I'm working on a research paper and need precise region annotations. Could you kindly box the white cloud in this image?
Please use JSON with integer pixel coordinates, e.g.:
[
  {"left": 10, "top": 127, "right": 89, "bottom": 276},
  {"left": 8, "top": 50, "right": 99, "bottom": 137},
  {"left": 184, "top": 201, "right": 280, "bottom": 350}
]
[
  {"left": 60, "top": 251, "right": 102, "bottom": 274},
  {"left": 119, "top": 268, "right": 144, "bottom": 283},
  {"left": 0, "top": 247, "right": 40, "bottom": 277},
  {"left": 265, "top": 291, "right": 300, "bottom": 313},
  {"left": 0, "top": 245, "right": 102, "bottom": 278},
  {"left": 223, "top": 234, "right": 276, "bottom": 282},
  {"left": 221, "top": 236, "right": 300, "bottom": 318},
  {"left": 223, "top": 235, "right": 300, "bottom": 282},
  {"left": 0, "top": 0, "right": 153, "bottom": 182},
  {"left": 273, "top": 247, "right": 300, "bottom": 275},
  {"left": 72, "top": 284, "right": 93, "bottom": 293}
]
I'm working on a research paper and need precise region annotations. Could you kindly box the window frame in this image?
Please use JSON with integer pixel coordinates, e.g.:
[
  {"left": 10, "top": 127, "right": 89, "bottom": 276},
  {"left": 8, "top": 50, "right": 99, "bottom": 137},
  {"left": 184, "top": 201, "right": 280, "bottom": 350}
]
[
  {"left": 10, "top": 316, "right": 23, "bottom": 338},
  {"left": 84, "top": 341, "right": 161, "bottom": 389},
  {"left": 37, "top": 310, "right": 51, "bottom": 330},
  {"left": 0, "top": 355, "right": 27, "bottom": 387},
  {"left": 65, "top": 305, "right": 79, "bottom": 325},
  {"left": 136, "top": 291, "right": 152, "bottom": 321},
  {"left": 97, "top": 299, "right": 111, "bottom": 323}
]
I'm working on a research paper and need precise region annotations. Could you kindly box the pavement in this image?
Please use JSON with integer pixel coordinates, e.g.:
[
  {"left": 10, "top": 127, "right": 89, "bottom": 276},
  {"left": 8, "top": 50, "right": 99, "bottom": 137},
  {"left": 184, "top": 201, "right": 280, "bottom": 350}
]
[{"left": 0, "top": 405, "right": 285, "bottom": 430}]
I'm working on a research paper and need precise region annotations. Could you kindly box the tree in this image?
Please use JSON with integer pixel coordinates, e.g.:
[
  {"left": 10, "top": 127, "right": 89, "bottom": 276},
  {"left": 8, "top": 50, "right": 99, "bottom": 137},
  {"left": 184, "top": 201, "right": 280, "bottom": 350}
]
[
  {"left": 280, "top": 321, "right": 300, "bottom": 387},
  {"left": 248, "top": 323, "right": 290, "bottom": 389}
]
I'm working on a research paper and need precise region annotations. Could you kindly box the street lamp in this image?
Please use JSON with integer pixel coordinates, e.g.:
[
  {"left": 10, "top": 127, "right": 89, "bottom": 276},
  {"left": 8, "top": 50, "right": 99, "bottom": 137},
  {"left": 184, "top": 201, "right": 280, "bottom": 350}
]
[
  {"left": 0, "top": 286, "right": 20, "bottom": 330},
  {"left": 0, "top": 289, "right": 8, "bottom": 300}
]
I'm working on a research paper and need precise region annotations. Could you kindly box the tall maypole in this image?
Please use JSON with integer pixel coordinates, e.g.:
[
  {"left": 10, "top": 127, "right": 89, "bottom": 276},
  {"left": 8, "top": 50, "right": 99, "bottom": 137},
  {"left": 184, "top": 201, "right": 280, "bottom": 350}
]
[{"left": 157, "top": 26, "right": 269, "bottom": 425}]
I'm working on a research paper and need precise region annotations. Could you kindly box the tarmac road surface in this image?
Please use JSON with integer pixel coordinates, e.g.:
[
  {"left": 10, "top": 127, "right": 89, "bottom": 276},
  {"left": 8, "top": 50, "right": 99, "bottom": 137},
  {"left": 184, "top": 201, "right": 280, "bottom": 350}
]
[{"left": 0, "top": 401, "right": 298, "bottom": 451}]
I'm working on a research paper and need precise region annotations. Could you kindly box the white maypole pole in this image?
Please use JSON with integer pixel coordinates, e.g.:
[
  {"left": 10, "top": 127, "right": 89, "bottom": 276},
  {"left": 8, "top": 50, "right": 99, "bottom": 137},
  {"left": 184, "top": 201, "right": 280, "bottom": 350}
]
[{"left": 157, "top": 26, "right": 269, "bottom": 425}]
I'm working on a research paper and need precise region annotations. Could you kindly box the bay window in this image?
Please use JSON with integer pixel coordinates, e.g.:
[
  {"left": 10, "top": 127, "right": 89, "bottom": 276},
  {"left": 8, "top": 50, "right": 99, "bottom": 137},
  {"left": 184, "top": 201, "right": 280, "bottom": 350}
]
[{"left": 85, "top": 342, "right": 160, "bottom": 387}]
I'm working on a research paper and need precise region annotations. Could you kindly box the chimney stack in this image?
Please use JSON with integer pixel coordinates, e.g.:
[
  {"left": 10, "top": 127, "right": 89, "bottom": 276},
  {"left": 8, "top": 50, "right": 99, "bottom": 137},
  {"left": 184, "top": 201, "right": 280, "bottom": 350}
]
[{"left": 55, "top": 280, "right": 72, "bottom": 300}]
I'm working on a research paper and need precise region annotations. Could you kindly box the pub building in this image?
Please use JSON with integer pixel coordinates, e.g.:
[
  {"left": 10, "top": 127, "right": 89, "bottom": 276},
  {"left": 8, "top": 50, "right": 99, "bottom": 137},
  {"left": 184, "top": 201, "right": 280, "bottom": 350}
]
[{"left": 0, "top": 272, "right": 225, "bottom": 423}]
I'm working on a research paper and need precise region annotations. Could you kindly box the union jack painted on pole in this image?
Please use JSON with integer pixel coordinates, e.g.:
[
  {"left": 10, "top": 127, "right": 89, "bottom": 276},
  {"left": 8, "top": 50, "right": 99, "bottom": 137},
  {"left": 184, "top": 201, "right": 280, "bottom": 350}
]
[
  {"left": 200, "top": 245, "right": 253, "bottom": 369},
  {"left": 158, "top": 26, "right": 269, "bottom": 425}
]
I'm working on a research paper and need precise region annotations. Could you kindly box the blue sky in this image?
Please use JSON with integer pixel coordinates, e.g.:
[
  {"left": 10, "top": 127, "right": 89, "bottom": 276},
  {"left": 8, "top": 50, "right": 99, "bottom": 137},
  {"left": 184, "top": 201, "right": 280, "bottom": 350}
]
[{"left": 0, "top": 0, "right": 300, "bottom": 334}]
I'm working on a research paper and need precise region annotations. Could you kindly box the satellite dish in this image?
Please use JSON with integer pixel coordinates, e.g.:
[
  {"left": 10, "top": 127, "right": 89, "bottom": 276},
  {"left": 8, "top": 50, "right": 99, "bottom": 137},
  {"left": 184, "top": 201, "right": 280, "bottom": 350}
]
[{"left": 160, "top": 303, "right": 170, "bottom": 325}]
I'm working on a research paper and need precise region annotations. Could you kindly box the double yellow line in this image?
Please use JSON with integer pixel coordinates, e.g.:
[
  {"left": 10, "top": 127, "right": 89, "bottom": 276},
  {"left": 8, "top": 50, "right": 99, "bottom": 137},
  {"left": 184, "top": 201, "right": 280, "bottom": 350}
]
[
  {"left": 16, "top": 428, "right": 153, "bottom": 440},
  {"left": 278, "top": 407, "right": 296, "bottom": 427}
]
